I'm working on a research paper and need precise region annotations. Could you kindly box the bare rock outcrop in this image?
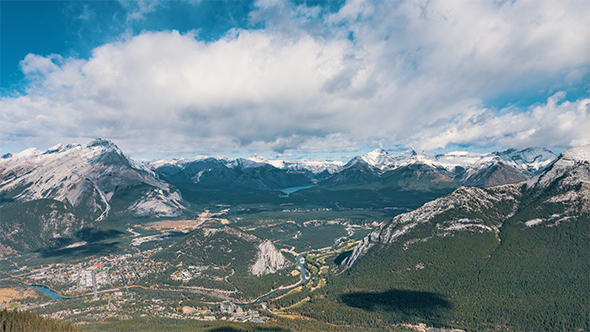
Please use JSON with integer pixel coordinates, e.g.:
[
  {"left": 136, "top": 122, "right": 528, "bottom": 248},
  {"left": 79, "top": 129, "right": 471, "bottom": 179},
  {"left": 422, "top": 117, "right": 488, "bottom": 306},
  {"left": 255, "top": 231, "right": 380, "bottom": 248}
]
[{"left": 250, "top": 240, "right": 292, "bottom": 276}]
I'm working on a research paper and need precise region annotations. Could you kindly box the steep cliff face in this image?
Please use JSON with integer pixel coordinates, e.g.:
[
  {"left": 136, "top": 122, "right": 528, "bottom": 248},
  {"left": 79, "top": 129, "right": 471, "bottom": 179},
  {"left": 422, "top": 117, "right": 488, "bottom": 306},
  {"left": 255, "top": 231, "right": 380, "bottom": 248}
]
[
  {"left": 250, "top": 240, "right": 291, "bottom": 276},
  {"left": 125, "top": 188, "right": 184, "bottom": 217},
  {"left": 344, "top": 144, "right": 589, "bottom": 267}
]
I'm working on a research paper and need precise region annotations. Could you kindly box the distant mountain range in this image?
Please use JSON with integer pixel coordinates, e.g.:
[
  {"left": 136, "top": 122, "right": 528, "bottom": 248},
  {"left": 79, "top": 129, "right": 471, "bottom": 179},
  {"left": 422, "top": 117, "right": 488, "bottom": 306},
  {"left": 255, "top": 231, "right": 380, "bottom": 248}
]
[
  {"left": 150, "top": 146, "right": 557, "bottom": 192},
  {"left": 1, "top": 139, "right": 558, "bottom": 221},
  {"left": 151, "top": 156, "right": 316, "bottom": 191}
]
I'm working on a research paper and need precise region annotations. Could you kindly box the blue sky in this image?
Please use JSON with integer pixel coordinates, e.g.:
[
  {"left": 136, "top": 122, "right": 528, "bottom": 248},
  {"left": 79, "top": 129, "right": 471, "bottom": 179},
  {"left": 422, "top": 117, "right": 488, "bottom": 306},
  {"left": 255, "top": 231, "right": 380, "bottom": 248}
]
[{"left": 1, "top": 0, "right": 589, "bottom": 161}]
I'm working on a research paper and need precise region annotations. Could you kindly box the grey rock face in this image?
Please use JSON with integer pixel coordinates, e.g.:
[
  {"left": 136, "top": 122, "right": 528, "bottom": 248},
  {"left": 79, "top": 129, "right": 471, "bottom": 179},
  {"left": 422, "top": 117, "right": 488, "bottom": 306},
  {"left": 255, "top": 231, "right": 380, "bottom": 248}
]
[{"left": 0, "top": 139, "right": 185, "bottom": 220}]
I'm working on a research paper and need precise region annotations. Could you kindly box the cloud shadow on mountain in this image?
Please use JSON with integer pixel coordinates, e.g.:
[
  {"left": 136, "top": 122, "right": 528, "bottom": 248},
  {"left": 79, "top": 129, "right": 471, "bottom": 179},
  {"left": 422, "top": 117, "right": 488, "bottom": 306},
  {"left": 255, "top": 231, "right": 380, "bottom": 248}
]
[
  {"left": 38, "top": 241, "right": 122, "bottom": 258},
  {"left": 334, "top": 250, "right": 352, "bottom": 265},
  {"left": 340, "top": 289, "right": 452, "bottom": 316},
  {"left": 73, "top": 228, "right": 124, "bottom": 243}
]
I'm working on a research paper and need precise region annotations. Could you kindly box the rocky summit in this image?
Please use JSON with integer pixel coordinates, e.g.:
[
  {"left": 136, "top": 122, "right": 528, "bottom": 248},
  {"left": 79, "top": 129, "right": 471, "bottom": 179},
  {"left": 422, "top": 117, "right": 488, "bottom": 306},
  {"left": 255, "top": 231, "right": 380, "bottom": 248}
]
[{"left": 0, "top": 139, "right": 185, "bottom": 220}]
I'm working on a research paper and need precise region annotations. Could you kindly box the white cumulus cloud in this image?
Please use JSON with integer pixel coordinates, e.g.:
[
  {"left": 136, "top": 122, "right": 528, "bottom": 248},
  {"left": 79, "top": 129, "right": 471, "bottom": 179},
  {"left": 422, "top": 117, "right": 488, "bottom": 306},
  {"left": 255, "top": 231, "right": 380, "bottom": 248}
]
[
  {"left": 1, "top": 0, "right": 588, "bottom": 158},
  {"left": 412, "top": 93, "right": 590, "bottom": 151}
]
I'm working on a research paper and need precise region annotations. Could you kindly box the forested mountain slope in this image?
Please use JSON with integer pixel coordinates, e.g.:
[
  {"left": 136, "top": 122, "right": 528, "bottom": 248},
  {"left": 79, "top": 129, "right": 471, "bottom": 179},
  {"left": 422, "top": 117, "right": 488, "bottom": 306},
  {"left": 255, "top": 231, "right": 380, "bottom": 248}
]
[{"left": 294, "top": 145, "right": 589, "bottom": 331}]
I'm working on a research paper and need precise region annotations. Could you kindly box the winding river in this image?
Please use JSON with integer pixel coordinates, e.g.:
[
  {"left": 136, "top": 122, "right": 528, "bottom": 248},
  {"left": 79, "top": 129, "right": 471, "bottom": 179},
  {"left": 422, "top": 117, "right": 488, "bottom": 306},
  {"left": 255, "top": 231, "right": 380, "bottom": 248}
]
[
  {"left": 295, "top": 253, "right": 307, "bottom": 284},
  {"left": 246, "top": 253, "right": 308, "bottom": 305},
  {"left": 334, "top": 226, "right": 355, "bottom": 247}
]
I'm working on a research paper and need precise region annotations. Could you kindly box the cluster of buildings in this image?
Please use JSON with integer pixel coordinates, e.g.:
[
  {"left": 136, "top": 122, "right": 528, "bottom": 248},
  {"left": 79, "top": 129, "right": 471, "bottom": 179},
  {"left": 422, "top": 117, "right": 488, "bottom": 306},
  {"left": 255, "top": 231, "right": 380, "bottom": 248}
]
[
  {"left": 169, "top": 265, "right": 209, "bottom": 282},
  {"left": 141, "top": 305, "right": 216, "bottom": 321},
  {"left": 26, "top": 249, "right": 169, "bottom": 296},
  {"left": 18, "top": 248, "right": 275, "bottom": 325},
  {"left": 22, "top": 282, "right": 273, "bottom": 325},
  {"left": 169, "top": 265, "right": 225, "bottom": 283},
  {"left": 219, "top": 301, "right": 267, "bottom": 323},
  {"left": 42, "top": 291, "right": 135, "bottom": 321}
]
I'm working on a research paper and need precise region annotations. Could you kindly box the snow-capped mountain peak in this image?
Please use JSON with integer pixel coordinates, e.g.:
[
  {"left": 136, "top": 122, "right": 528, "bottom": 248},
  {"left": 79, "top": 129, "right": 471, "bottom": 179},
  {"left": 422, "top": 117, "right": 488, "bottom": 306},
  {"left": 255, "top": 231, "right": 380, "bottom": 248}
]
[
  {"left": 407, "top": 153, "right": 438, "bottom": 167},
  {"left": 229, "top": 157, "right": 268, "bottom": 169},
  {"left": 282, "top": 159, "right": 345, "bottom": 174},
  {"left": 428, "top": 151, "right": 490, "bottom": 169},
  {"left": 361, "top": 149, "right": 390, "bottom": 167},
  {"left": 526, "top": 144, "right": 590, "bottom": 189},
  {"left": 560, "top": 144, "right": 590, "bottom": 162},
  {"left": 359, "top": 148, "right": 418, "bottom": 170},
  {"left": 494, "top": 147, "right": 557, "bottom": 174},
  {"left": 0, "top": 139, "right": 185, "bottom": 220},
  {"left": 247, "top": 154, "right": 286, "bottom": 169}
]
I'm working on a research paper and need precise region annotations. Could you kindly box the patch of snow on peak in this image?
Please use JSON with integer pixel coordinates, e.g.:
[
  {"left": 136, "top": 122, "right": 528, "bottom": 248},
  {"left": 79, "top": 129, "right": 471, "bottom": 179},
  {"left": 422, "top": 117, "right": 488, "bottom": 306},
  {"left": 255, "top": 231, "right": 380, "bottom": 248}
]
[
  {"left": 357, "top": 148, "right": 417, "bottom": 170},
  {"left": 248, "top": 154, "right": 285, "bottom": 169},
  {"left": 429, "top": 151, "right": 491, "bottom": 170},
  {"left": 407, "top": 154, "right": 438, "bottom": 167},
  {"left": 147, "top": 159, "right": 178, "bottom": 169},
  {"left": 285, "top": 159, "right": 344, "bottom": 174},
  {"left": 361, "top": 149, "right": 391, "bottom": 168},
  {"left": 495, "top": 147, "right": 557, "bottom": 173},
  {"left": 43, "top": 143, "right": 77, "bottom": 155},
  {"left": 10, "top": 147, "right": 43, "bottom": 160},
  {"left": 127, "top": 158, "right": 156, "bottom": 177},
  {"left": 561, "top": 144, "right": 590, "bottom": 162},
  {"left": 526, "top": 144, "right": 590, "bottom": 189},
  {"left": 472, "top": 155, "right": 503, "bottom": 167},
  {"left": 229, "top": 158, "right": 267, "bottom": 169},
  {"left": 148, "top": 156, "right": 210, "bottom": 169}
]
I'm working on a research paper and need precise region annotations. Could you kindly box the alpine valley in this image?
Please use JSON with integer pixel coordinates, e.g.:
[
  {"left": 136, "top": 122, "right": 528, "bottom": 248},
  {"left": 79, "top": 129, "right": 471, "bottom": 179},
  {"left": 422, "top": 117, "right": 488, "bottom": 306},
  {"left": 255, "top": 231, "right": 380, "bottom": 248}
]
[{"left": 0, "top": 139, "right": 587, "bottom": 332}]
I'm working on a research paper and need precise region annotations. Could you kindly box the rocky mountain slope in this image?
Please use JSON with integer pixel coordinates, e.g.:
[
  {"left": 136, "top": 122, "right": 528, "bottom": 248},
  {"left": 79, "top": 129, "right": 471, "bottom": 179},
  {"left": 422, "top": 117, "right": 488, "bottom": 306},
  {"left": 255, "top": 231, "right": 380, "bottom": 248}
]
[
  {"left": 154, "top": 226, "right": 292, "bottom": 277},
  {"left": 320, "top": 147, "right": 556, "bottom": 191},
  {"left": 148, "top": 147, "right": 556, "bottom": 196},
  {"left": 0, "top": 139, "right": 185, "bottom": 220},
  {"left": 344, "top": 144, "right": 589, "bottom": 267}
]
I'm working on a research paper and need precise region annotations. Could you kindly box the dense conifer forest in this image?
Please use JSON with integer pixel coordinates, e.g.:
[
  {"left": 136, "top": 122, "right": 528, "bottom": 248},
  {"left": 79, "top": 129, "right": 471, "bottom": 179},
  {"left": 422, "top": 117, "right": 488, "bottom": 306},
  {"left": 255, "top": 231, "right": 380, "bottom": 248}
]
[{"left": 1, "top": 308, "right": 80, "bottom": 332}]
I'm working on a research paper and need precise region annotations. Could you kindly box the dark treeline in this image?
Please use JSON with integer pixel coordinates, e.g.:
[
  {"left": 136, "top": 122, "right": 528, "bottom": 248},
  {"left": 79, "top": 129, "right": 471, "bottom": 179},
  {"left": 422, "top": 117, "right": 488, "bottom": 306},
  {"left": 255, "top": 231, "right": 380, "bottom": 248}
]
[{"left": 1, "top": 308, "right": 80, "bottom": 332}]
